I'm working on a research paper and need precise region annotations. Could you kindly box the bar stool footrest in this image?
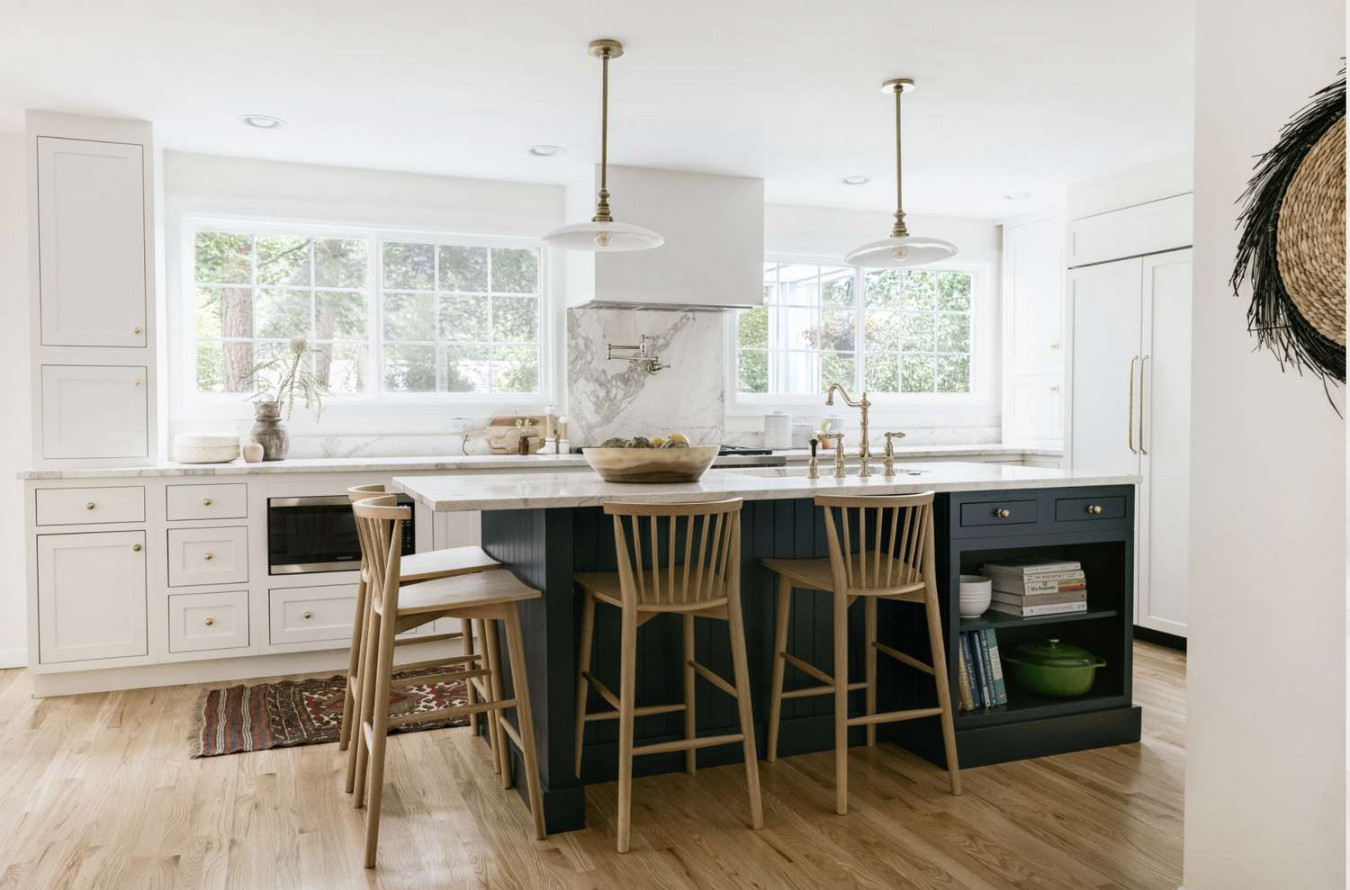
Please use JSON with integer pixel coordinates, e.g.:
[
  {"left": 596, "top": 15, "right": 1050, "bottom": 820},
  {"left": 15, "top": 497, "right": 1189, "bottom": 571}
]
[
  {"left": 846, "top": 706, "right": 943, "bottom": 727},
  {"left": 872, "top": 640, "right": 934, "bottom": 676},
  {"left": 781, "top": 680, "right": 869, "bottom": 699},
  {"left": 633, "top": 732, "right": 745, "bottom": 757}
]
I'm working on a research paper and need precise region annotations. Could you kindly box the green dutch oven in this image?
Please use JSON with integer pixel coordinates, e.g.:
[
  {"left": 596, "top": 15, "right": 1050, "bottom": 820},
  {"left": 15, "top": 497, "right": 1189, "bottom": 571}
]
[{"left": 1002, "top": 638, "right": 1106, "bottom": 698}]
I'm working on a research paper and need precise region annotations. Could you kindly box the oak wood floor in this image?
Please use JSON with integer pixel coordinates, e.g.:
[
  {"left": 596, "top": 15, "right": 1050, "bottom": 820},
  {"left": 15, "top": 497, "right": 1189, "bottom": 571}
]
[{"left": 0, "top": 642, "right": 1184, "bottom": 889}]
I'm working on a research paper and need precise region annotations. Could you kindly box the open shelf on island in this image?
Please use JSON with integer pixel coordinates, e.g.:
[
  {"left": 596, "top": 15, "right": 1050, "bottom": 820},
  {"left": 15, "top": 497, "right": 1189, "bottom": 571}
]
[
  {"left": 956, "top": 688, "right": 1129, "bottom": 728},
  {"left": 959, "top": 607, "right": 1120, "bottom": 631}
]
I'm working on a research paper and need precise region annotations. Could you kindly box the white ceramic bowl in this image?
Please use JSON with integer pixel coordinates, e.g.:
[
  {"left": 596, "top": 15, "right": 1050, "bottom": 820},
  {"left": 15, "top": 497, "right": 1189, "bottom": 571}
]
[
  {"left": 172, "top": 433, "right": 240, "bottom": 464},
  {"left": 958, "top": 574, "right": 993, "bottom": 618}
]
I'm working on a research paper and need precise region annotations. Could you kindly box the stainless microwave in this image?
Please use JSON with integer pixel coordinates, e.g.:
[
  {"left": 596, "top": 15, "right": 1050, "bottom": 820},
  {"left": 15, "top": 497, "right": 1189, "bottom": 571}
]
[{"left": 267, "top": 494, "right": 416, "bottom": 575}]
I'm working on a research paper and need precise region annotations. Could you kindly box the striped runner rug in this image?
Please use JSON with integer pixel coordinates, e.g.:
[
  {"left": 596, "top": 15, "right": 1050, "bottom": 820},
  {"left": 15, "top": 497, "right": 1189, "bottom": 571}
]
[{"left": 190, "top": 671, "right": 469, "bottom": 757}]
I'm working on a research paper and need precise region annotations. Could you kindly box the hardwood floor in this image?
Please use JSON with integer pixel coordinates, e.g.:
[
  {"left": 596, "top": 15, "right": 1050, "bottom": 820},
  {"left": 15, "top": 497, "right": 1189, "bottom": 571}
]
[{"left": 0, "top": 642, "right": 1185, "bottom": 889}]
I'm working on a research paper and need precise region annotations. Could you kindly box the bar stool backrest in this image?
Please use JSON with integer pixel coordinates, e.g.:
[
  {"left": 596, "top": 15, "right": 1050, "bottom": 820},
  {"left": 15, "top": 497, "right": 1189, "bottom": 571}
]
[
  {"left": 815, "top": 492, "right": 936, "bottom": 593},
  {"left": 352, "top": 495, "right": 411, "bottom": 608},
  {"left": 604, "top": 498, "right": 743, "bottom": 609}
]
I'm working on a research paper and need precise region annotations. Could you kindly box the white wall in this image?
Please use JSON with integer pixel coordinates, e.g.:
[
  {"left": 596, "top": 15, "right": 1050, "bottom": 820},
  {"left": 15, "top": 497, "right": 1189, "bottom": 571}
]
[
  {"left": 0, "top": 132, "right": 31, "bottom": 667},
  {"left": 1185, "top": 1, "right": 1345, "bottom": 885},
  {"left": 163, "top": 152, "right": 566, "bottom": 457}
]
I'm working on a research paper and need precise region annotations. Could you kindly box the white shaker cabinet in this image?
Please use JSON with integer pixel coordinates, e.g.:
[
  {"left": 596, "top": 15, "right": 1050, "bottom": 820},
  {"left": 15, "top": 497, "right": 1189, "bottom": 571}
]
[
  {"left": 37, "top": 530, "right": 148, "bottom": 663},
  {"left": 1067, "top": 250, "right": 1193, "bottom": 637},
  {"left": 36, "top": 137, "right": 148, "bottom": 347},
  {"left": 1001, "top": 215, "right": 1066, "bottom": 445},
  {"left": 40, "top": 365, "right": 149, "bottom": 459}
]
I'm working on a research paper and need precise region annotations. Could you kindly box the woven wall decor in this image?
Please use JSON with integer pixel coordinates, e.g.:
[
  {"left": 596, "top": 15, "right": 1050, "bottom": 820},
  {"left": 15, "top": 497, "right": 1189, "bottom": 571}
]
[{"left": 1232, "top": 70, "right": 1346, "bottom": 386}]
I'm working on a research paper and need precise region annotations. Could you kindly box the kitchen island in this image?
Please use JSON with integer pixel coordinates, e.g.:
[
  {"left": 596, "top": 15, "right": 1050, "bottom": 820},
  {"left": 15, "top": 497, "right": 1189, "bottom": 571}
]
[{"left": 392, "top": 462, "right": 1140, "bottom": 833}]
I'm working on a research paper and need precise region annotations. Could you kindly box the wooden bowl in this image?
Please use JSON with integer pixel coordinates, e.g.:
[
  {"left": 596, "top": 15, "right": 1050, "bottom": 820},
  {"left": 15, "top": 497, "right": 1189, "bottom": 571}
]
[{"left": 582, "top": 446, "right": 718, "bottom": 483}]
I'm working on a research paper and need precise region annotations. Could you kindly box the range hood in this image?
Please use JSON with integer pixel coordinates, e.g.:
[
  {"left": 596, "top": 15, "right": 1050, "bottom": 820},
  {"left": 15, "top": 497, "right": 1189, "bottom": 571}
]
[{"left": 563, "top": 165, "right": 765, "bottom": 310}]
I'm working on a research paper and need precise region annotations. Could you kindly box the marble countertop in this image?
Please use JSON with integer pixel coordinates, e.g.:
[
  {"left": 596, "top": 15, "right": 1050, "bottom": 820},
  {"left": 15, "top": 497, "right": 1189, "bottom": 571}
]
[
  {"left": 18, "top": 443, "right": 1060, "bottom": 480},
  {"left": 392, "top": 462, "right": 1135, "bottom": 512}
]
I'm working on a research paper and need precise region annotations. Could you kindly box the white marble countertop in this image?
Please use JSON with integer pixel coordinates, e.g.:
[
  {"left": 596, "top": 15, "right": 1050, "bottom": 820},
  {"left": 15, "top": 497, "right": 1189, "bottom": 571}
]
[
  {"left": 392, "top": 462, "right": 1135, "bottom": 512},
  {"left": 18, "top": 443, "right": 1060, "bottom": 480}
]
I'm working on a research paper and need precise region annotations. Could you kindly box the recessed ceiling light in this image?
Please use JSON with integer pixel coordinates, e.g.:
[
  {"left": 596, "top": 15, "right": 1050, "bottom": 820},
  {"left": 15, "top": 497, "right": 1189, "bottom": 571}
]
[
  {"left": 841, "top": 175, "right": 871, "bottom": 186},
  {"left": 240, "top": 114, "right": 285, "bottom": 130},
  {"left": 528, "top": 144, "right": 565, "bottom": 157},
  {"left": 1004, "top": 191, "right": 1033, "bottom": 201}
]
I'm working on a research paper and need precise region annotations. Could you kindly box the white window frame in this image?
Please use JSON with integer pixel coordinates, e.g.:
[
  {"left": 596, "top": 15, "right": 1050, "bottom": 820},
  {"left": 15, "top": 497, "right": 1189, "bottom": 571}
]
[
  {"left": 725, "top": 253, "right": 997, "bottom": 417},
  {"left": 171, "top": 216, "right": 556, "bottom": 425}
]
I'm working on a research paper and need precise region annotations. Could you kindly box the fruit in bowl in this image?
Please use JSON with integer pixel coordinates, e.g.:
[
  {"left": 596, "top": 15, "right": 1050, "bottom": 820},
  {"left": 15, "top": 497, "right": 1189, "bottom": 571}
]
[{"left": 584, "top": 433, "right": 715, "bottom": 482}]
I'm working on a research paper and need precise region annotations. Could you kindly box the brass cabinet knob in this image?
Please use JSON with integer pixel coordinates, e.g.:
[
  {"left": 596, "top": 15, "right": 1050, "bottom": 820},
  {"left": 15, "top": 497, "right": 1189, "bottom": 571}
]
[
  {"left": 202, "top": 498, "right": 213, "bottom": 507},
  {"left": 86, "top": 502, "right": 96, "bottom": 510},
  {"left": 994, "top": 508, "right": 1011, "bottom": 518},
  {"left": 1050, "top": 342, "right": 1061, "bottom": 351},
  {"left": 203, "top": 552, "right": 214, "bottom": 561},
  {"left": 204, "top": 618, "right": 215, "bottom": 627},
  {"left": 133, "top": 378, "right": 143, "bottom": 387},
  {"left": 132, "top": 543, "right": 142, "bottom": 552},
  {"left": 1049, "top": 384, "right": 1061, "bottom": 393},
  {"left": 1085, "top": 504, "right": 1104, "bottom": 515},
  {"left": 302, "top": 611, "right": 313, "bottom": 620},
  {"left": 133, "top": 326, "right": 143, "bottom": 335}
]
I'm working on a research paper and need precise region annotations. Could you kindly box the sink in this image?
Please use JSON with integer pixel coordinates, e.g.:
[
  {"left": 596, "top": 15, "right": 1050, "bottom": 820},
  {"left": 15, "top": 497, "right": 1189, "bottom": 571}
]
[{"left": 724, "top": 466, "right": 928, "bottom": 478}]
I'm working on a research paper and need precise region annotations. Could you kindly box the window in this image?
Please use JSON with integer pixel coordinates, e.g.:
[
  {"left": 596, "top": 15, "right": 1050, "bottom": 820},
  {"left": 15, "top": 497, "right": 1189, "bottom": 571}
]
[
  {"left": 736, "top": 261, "right": 974, "bottom": 398},
  {"left": 188, "top": 225, "right": 544, "bottom": 402}
]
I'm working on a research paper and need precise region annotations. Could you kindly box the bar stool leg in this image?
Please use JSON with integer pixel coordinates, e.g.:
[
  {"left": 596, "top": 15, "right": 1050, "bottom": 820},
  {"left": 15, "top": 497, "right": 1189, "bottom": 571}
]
[
  {"left": 464, "top": 617, "right": 479, "bottom": 736},
  {"left": 726, "top": 591, "right": 764, "bottom": 831},
  {"left": 503, "top": 604, "right": 547, "bottom": 840},
  {"left": 615, "top": 602, "right": 638, "bottom": 853},
  {"left": 484, "top": 617, "right": 513, "bottom": 788},
  {"left": 574, "top": 590, "right": 596, "bottom": 778},
  {"left": 865, "top": 597, "right": 877, "bottom": 748},
  {"left": 766, "top": 575, "right": 791, "bottom": 762},
  {"left": 682, "top": 614, "right": 697, "bottom": 775},
  {"left": 833, "top": 590, "right": 849, "bottom": 816},
  {"left": 338, "top": 573, "right": 368, "bottom": 755},
  {"left": 351, "top": 598, "right": 381, "bottom": 804},
  {"left": 363, "top": 605, "right": 399, "bottom": 868},
  {"left": 923, "top": 577, "right": 962, "bottom": 796}
]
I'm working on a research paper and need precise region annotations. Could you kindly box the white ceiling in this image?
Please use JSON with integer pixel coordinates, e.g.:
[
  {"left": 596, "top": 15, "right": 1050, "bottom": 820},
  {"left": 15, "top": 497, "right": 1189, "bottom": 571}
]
[{"left": 0, "top": 1, "right": 1195, "bottom": 219}]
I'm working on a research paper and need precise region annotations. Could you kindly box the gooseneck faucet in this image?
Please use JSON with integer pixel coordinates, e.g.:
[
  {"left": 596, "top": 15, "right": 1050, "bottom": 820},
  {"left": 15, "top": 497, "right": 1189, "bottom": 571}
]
[{"left": 825, "top": 383, "right": 872, "bottom": 477}]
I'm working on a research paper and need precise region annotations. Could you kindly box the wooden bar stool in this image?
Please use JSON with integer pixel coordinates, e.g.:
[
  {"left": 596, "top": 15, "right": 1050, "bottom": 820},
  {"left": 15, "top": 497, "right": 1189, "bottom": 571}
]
[
  {"left": 338, "top": 483, "right": 505, "bottom": 796},
  {"left": 349, "top": 495, "right": 546, "bottom": 867},
  {"left": 574, "top": 498, "right": 763, "bottom": 853},
  {"left": 762, "top": 492, "right": 961, "bottom": 815}
]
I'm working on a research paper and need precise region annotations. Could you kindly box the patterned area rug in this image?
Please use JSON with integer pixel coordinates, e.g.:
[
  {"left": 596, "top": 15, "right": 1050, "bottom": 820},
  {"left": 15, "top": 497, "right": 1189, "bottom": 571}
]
[{"left": 190, "top": 671, "right": 469, "bottom": 757}]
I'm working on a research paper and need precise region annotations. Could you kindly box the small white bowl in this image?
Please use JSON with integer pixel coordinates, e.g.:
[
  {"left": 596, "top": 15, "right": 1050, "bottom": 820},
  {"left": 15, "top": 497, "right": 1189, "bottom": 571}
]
[{"left": 958, "top": 574, "right": 993, "bottom": 618}]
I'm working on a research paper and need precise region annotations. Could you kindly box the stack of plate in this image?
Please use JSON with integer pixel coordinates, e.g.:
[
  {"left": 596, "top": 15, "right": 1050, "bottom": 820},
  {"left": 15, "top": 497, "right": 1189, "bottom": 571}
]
[
  {"left": 172, "top": 433, "right": 240, "bottom": 464},
  {"left": 958, "top": 574, "right": 993, "bottom": 619}
]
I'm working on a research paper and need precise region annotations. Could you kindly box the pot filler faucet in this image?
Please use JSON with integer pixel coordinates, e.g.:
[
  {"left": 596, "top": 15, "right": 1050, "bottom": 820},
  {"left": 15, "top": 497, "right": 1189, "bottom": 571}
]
[{"left": 825, "top": 383, "right": 872, "bottom": 478}]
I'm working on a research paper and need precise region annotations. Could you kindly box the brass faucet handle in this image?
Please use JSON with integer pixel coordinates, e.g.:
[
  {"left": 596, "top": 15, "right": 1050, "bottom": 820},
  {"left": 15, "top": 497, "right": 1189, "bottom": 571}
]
[
  {"left": 833, "top": 432, "right": 847, "bottom": 478},
  {"left": 884, "top": 431, "right": 907, "bottom": 457}
]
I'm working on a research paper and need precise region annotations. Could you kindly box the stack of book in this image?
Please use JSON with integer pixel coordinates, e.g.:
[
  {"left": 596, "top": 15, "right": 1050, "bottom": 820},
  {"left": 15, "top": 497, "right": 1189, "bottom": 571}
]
[
  {"left": 957, "top": 628, "right": 1007, "bottom": 710},
  {"left": 982, "top": 558, "right": 1088, "bottom": 618}
]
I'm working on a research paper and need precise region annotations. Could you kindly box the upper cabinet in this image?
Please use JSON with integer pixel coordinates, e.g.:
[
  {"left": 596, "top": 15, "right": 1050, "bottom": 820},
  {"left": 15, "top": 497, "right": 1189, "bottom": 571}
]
[
  {"left": 37, "top": 137, "right": 148, "bottom": 348},
  {"left": 566, "top": 166, "right": 764, "bottom": 309},
  {"left": 1068, "top": 193, "right": 1193, "bottom": 269},
  {"left": 1002, "top": 215, "right": 1065, "bottom": 376}
]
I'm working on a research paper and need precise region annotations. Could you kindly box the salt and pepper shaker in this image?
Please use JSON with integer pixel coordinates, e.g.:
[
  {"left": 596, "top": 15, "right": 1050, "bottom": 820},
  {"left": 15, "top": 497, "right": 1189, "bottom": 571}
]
[{"left": 807, "top": 438, "right": 820, "bottom": 479}]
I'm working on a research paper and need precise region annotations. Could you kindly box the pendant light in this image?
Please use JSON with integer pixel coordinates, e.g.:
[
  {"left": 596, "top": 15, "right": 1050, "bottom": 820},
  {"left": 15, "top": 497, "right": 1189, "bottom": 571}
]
[
  {"left": 544, "top": 39, "right": 664, "bottom": 252},
  {"left": 846, "top": 78, "right": 957, "bottom": 268}
]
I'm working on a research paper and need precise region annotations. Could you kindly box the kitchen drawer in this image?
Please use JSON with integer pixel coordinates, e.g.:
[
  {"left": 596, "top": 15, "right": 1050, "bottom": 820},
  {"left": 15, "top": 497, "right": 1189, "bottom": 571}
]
[
  {"left": 168, "top": 526, "right": 249, "bottom": 587},
  {"left": 269, "top": 585, "right": 356, "bottom": 645},
  {"left": 168, "top": 590, "right": 249, "bottom": 653},
  {"left": 959, "top": 499, "right": 1039, "bottom": 529},
  {"left": 1054, "top": 495, "right": 1127, "bottom": 524},
  {"left": 166, "top": 483, "right": 248, "bottom": 521},
  {"left": 36, "top": 486, "right": 145, "bottom": 526}
]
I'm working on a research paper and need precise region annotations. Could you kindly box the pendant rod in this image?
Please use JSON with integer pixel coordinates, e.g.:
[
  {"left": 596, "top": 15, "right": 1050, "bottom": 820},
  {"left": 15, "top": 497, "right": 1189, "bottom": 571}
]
[
  {"left": 891, "top": 85, "right": 908, "bottom": 239},
  {"left": 593, "top": 46, "right": 614, "bottom": 223}
]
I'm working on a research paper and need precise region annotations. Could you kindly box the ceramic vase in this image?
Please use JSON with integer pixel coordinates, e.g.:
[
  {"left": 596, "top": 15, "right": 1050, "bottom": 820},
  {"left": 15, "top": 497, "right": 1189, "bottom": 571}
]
[{"left": 250, "top": 401, "right": 289, "bottom": 461}]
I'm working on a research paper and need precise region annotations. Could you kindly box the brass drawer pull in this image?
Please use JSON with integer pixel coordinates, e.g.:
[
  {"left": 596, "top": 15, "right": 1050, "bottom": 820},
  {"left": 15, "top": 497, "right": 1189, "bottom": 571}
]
[
  {"left": 204, "top": 618, "right": 215, "bottom": 627},
  {"left": 994, "top": 508, "right": 1011, "bottom": 519},
  {"left": 85, "top": 502, "right": 96, "bottom": 510},
  {"left": 133, "top": 326, "right": 143, "bottom": 335},
  {"left": 203, "top": 552, "right": 214, "bottom": 561},
  {"left": 202, "top": 498, "right": 213, "bottom": 507},
  {"left": 302, "top": 611, "right": 313, "bottom": 620},
  {"left": 132, "top": 543, "right": 142, "bottom": 552},
  {"left": 1085, "top": 504, "right": 1104, "bottom": 515}
]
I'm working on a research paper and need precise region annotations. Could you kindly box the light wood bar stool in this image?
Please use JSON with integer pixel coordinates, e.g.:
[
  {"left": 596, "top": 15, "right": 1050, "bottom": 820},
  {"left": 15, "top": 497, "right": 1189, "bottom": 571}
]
[
  {"left": 349, "top": 495, "right": 545, "bottom": 867},
  {"left": 338, "top": 483, "right": 505, "bottom": 796},
  {"left": 762, "top": 492, "right": 961, "bottom": 815},
  {"left": 574, "top": 498, "right": 763, "bottom": 853}
]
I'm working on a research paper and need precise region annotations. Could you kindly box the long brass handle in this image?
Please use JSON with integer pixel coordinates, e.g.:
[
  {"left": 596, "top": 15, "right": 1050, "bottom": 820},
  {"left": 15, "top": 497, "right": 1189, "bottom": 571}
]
[
  {"left": 1138, "top": 355, "right": 1149, "bottom": 456},
  {"left": 1127, "top": 356, "right": 1139, "bottom": 455}
]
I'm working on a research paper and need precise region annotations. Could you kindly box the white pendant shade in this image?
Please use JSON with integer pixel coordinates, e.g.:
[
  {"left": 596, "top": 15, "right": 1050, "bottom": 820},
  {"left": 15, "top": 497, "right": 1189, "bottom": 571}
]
[
  {"left": 543, "top": 220, "right": 665, "bottom": 252},
  {"left": 845, "top": 234, "right": 958, "bottom": 268}
]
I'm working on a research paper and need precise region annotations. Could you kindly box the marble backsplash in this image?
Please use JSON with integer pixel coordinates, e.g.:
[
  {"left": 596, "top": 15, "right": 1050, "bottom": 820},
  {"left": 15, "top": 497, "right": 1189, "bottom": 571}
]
[{"left": 566, "top": 306, "right": 725, "bottom": 447}]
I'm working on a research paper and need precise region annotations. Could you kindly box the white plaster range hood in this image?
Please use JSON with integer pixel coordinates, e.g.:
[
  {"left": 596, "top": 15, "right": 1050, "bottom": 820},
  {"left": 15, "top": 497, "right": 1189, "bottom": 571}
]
[{"left": 563, "top": 165, "right": 765, "bottom": 310}]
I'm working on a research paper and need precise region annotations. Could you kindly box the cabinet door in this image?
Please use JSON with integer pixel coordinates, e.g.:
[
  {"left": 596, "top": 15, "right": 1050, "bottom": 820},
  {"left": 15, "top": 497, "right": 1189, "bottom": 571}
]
[
  {"left": 1004, "top": 374, "right": 1064, "bottom": 443},
  {"left": 1137, "top": 250, "right": 1193, "bottom": 636},
  {"left": 37, "top": 138, "right": 147, "bottom": 347},
  {"left": 1003, "top": 216, "right": 1065, "bottom": 375},
  {"left": 37, "top": 531, "right": 148, "bottom": 663},
  {"left": 1067, "top": 259, "right": 1142, "bottom": 475},
  {"left": 40, "top": 365, "right": 148, "bottom": 459}
]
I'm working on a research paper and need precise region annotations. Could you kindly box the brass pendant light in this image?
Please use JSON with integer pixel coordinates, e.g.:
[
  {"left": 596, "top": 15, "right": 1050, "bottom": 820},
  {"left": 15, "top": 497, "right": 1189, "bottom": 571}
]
[
  {"left": 846, "top": 78, "right": 957, "bottom": 268},
  {"left": 544, "top": 39, "right": 664, "bottom": 252}
]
